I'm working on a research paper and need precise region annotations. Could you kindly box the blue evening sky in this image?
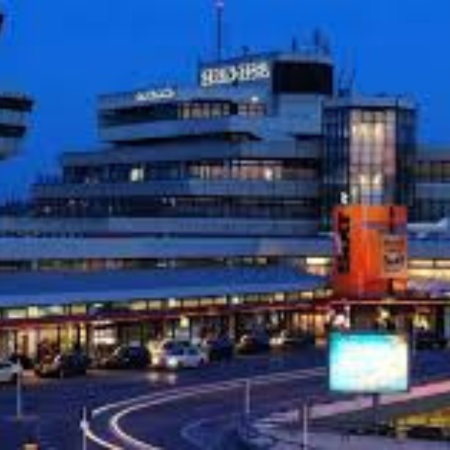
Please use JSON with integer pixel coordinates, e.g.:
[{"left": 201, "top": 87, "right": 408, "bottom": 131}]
[{"left": 0, "top": 0, "right": 449, "bottom": 199}]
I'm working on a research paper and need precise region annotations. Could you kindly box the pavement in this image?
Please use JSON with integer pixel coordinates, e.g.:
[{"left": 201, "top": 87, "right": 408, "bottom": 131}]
[
  {"left": 254, "top": 432, "right": 450, "bottom": 449},
  {"left": 246, "top": 378, "right": 450, "bottom": 450}
]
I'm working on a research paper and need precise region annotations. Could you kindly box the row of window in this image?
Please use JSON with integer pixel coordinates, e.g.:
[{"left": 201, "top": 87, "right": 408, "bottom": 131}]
[
  {"left": 413, "top": 200, "right": 450, "bottom": 222},
  {"left": 62, "top": 159, "right": 320, "bottom": 184},
  {"left": 36, "top": 196, "right": 319, "bottom": 220},
  {"left": 1, "top": 290, "right": 325, "bottom": 320},
  {"left": 0, "top": 256, "right": 285, "bottom": 272},
  {"left": 0, "top": 109, "right": 28, "bottom": 125},
  {"left": 100, "top": 100, "right": 266, "bottom": 127},
  {"left": 0, "top": 136, "right": 22, "bottom": 154},
  {"left": 416, "top": 161, "right": 450, "bottom": 182}
]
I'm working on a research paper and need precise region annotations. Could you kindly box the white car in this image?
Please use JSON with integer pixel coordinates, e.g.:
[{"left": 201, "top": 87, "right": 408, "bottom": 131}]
[
  {"left": 0, "top": 361, "right": 21, "bottom": 384},
  {"left": 152, "top": 343, "right": 207, "bottom": 370}
]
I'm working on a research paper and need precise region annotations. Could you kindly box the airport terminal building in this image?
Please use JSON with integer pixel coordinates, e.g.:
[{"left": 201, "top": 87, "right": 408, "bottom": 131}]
[{"left": 1, "top": 44, "right": 450, "bottom": 357}]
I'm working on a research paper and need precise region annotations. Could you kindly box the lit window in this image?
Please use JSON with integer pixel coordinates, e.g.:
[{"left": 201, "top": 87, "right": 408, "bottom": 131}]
[
  {"left": 264, "top": 168, "right": 275, "bottom": 181},
  {"left": 168, "top": 298, "right": 178, "bottom": 308},
  {"left": 130, "top": 167, "right": 145, "bottom": 182}
]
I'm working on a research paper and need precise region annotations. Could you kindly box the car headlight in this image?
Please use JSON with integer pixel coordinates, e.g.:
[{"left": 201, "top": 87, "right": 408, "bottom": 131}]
[
  {"left": 270, "top": 337, "right": 283, "bottom": 346},
  {"left": 167, "top": 357, "right": 179, "bottom": 368}
]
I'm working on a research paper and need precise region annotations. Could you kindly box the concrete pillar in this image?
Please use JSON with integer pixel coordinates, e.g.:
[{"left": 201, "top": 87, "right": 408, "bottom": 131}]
[
  {"left": 444, "top": 307, "right": 450, "bottom": 340},
  {"left": 0, "top": 330, "right": 9, "bottom": 358}
]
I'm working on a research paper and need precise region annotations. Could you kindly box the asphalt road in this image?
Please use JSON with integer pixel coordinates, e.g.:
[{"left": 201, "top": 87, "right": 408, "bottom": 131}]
[{"left": 1, "top": 349, "right": 450, "bottom": 450}]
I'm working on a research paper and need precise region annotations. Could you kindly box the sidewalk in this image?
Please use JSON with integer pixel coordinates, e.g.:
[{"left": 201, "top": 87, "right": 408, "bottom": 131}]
[
  {"left": 247, "top": 379, "right": 450, "bottom": 449},
  {"left": 260, "top": 431, "right": 450, "bottom": 450}
]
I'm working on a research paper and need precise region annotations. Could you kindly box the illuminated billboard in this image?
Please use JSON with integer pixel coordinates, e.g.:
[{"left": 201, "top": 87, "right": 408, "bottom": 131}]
[{"left": 329, "top": 332, "right": 410, "bottom": 394}]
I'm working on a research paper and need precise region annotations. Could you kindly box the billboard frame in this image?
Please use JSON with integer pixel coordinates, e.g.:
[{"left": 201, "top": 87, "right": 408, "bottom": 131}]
[{"left": 327, "top": 330, "right": 411, "bottom": 395}]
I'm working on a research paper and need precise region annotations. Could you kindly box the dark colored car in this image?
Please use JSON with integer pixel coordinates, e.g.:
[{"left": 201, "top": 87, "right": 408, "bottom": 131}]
[
  {"left": 203, "top": 336, "right": 234, "bottom": 361},
  {"left": 270, "top": 330, "right": 315, "bottom": 351},
  {"left": 236, "top": 333, "right": 270, "bottom": 355},
  {"left": 98, "top": 345, "right": 150, "bottom": 370},
  {"left": 9, "top": 353, "right": 34, "bottom": 370},
  {"left": 415, "top": 331, "right": 447, "bottom": 350},
  {"left": 35, "top": 352, "right": 89, "bottom": 378}
]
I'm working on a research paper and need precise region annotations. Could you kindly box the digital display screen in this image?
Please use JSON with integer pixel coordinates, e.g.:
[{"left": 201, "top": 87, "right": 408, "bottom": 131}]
[{"left": 329, "top": 332, "right": 410, "bottom": 394}]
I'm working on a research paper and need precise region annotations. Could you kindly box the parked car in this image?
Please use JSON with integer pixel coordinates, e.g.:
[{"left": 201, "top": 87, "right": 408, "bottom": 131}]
[
  {"left": 152, "top": 342, "right": 207, "bottom": 370},
  {"left": 236, "top": 332, "right": 270, "bottom": 355},
  {"left": 0, "top": 361, "right": 21, "bottom": 384},
  {"left": 9, "top": 353, "right": 34, "bottom": 370},
  {"left": 98, "top": 345, "right": 150, "bottom": 370},
  {"left": 35, "top": 352, "right": 89, "bottom": 378},
  {"left": 270, "top": 330, "right": 315, "bottom": 351},
  {"left": 202, "top": 336, "right": 234, "bottom": 361},
  {"left": 149, "top": 339, "right": 190, "bottom": 361}
]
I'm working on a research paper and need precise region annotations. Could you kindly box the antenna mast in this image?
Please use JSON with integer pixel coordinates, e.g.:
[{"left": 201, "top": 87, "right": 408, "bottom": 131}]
[{"left": 215, "top": 0, "right": 225, "bottom": 61}]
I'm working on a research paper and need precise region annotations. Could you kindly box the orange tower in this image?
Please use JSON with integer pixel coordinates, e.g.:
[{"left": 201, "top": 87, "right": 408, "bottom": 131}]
[{"left": 333, "top": 205, "right": 408, "bottom": 299}]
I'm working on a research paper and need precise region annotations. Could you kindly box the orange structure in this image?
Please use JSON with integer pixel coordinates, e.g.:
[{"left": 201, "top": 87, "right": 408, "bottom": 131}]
[{"left": 333, "top": 205, "right": 408, "bottom": 299}]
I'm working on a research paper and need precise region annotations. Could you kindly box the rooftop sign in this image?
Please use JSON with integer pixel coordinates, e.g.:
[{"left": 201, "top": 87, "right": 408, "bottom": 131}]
[
  {"left": 134, "top": 88, "right": 177, "bottom": 103},
  {"left": 200, "top": 61, "right": 271, "bottom": 88}
]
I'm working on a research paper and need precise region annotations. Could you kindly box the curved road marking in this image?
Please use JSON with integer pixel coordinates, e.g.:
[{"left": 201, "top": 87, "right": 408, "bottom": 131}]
[{"left": 87, "top": 366, "right": 325, "bottom": 449}]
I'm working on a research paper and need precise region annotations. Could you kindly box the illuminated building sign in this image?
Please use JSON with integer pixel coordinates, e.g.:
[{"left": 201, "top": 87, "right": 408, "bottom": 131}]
[
  {"left": 134, "top": 88, "right": 177, "bottom": 103},
  {"left": 381, "top": 234, "right": 407, "bottom": 278},
  {"left": 200, "top": 61, "right": 271, "bottom": 88},
  {"left": 329, "top": 332, "right": 410, "bottom": 394},
  {"left": 332, "top": 205, "right": 408, "bottom": 298}
]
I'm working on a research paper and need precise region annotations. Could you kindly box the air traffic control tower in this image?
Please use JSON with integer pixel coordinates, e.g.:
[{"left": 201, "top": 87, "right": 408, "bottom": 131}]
[{"left": 0, "top": 8, "right": 33, "bottom": 161}]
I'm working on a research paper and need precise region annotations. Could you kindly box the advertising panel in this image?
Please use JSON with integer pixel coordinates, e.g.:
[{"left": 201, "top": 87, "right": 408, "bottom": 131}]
[
  {"left": 329, "top": 332, "right": 410, "bottom": 394},
  {"left": 381, "top": 234, "right": 408, "bottom": 278}
]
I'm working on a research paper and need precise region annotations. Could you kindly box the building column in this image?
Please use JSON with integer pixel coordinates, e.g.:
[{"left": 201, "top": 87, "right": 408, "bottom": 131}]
[
  {"left": 443, "top": 307, "right": 450, "bottom": 340},
  {"left": 85, "top": 324, "right": 93, "bottom": 357},
  {"left": 0, "top": 330, "right": 9, "bottom": 358},
  {"left": 228, "top": 313, "right": 238, "bottom": 340}
]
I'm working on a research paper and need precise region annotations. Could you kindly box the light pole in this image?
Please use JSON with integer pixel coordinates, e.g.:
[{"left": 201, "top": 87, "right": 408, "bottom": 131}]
[
  {"left": 243, "top": 378, "right": 251, "bottom": 417},
  {"left": 302, "top": 402, "right": 309, "bottom": 449},
  {"left": 80, "top": 406, "right": 89, "bottom": 450},
  {"left": 16, "top": 362, "right": 23, "bottom": 419}
]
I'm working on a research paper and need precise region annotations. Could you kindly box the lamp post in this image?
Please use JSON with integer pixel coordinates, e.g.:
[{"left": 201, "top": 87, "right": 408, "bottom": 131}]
[
  {"left": 243, "top": 378, "right": 251, "bottom": 417},
  {"left": 16, "top": 362, "right": 23, "bottom": 419},
  {"left": 302, "top": 402, "right": 309, "bottom": 449}
]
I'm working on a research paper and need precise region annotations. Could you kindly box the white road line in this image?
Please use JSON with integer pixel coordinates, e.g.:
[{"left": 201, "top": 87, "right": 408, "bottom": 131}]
[
  {"left": 85, "top": 424, "right": 123, "bottom": 450},
  {"left": 87, "top": 366, "right": 325, "bottom": 449},
  {"left": 92, "top": 366, "right": 325, "bottom": 418},
  {"left": 107, "top": 367, "right": 326, "bottom": 450}
]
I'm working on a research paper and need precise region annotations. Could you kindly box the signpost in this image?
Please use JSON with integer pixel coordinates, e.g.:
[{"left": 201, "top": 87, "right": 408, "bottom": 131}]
[{"left": 80, "top": 407, "right": 89, "bottom": 450}]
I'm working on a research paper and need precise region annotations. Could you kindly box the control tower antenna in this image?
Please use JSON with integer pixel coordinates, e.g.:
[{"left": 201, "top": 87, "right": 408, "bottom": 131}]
[{"left": 215, "top": 0, "right": 225, "bottom": 61}]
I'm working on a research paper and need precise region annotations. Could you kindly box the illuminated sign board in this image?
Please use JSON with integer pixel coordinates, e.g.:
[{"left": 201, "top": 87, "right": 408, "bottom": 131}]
[
  {"left": 134, "top": 88, "right": 176, "bottom": 103},
  {"left": 381, "top": 234, "right": 407, "bottom": 278},
  {"left": 329, "top": 332, "right": 410, "bottom": 394},
  {"left": 200, "top": 61, "right": 271, "bottom": 88}
]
